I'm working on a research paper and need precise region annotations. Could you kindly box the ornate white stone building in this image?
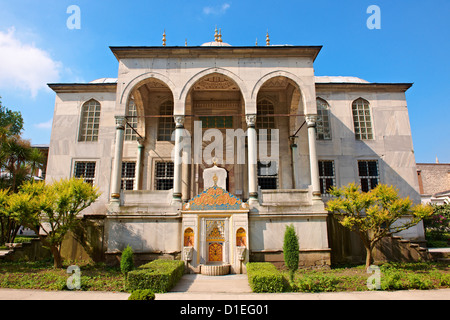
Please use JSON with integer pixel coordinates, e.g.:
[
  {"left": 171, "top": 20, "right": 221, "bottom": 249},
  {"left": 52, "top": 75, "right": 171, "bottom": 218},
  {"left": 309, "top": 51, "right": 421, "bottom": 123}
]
[{"left": 47, "top": 34, "right": 424, "bottom": 272}]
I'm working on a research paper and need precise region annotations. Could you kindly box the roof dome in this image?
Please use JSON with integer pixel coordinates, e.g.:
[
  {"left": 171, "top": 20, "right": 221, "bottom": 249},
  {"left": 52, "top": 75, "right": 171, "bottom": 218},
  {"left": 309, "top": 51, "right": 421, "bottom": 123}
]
[
  {"left": 315, "top": 76, "right": 370, "bottom": 84},
  {"left": 201, "top": 41, "right": 232, "bottom": 47},
  {"left": 89, "top": 78, "right": 118, "bottom": 84}
]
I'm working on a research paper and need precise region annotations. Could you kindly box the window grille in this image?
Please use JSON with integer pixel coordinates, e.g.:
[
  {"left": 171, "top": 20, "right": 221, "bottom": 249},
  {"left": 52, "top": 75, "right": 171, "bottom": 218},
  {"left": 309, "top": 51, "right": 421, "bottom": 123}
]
[
  {"left": 157, "top": 101, "right": 175, "bottom": 141},
  {"left": 155, "top": 161, "right": 174, "bottom": 190},
  {"left": 125, "top": 100, "right": 138, "bottom": 141},
  {"left": 121, "top": 162, "right": 136, "bottom": 190},
  {"left": 79, "top": 100, "right": 101, "bottom": 142},
  {"left": 316, "top": 98, "right": 332, "bottom": 140},
  {"left": 352, "top": 98, "right": 373, "bottom": 140},
  {"left": 319, "top": 160, "right": 336, "bottom": 195},
  {"left": 73, "top": 161, "right": 96, "bottom": 185},
  {"left": 257, "top": 161, "right": 278, "bottom": 190},
  {"left": 257, "top": 99, "right": 275, "bottom": 142},
  {"left": 358, "top": 160, "right": 380, "bottom": 192}
]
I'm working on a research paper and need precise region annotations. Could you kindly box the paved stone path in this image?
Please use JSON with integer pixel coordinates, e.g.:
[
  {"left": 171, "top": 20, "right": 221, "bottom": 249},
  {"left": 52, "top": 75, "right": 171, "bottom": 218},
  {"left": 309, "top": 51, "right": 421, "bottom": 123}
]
[{"left": 0, "top": 269, "right": 449, "bottom": 300}]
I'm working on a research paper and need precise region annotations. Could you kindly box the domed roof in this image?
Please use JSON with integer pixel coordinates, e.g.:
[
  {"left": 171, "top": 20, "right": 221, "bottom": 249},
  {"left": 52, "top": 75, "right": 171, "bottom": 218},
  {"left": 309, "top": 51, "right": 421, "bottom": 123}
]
[
  {"left": 315, "top": 76, "right": 369, "bottom": 84},
  {"left": 201, "top": 41, "right": 232, "bottom": 47},
  {"left": 89, "top": 78, "right": 118, "bottom": 84}
]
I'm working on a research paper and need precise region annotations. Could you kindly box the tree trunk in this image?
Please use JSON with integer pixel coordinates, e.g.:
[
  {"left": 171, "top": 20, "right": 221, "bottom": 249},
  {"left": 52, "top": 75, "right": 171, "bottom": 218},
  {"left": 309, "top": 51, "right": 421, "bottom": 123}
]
[
  {"left": 50, "top": 245, "right": 63, "bottom": 269},
  {"left": 365, "top": 247, "right": 373, "bottom": 270}
]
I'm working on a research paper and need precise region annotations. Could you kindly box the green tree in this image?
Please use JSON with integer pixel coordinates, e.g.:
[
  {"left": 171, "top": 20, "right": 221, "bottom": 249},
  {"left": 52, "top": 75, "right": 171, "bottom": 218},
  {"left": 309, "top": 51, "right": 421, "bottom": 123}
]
[
  {"left": 283, "top": 224, "right": 299, "bottom": 282},
  {"left": 0, "top": 97, "right": 24, "bottom": 137},
  {"left": 326, "top": 183, "right": 433, "bottom": 269},
  {"left": 0, "top": 134, "right": 32, "bottom": 192},
  {"left": 8, "top": 178, "right": 100, "bottom": 268}
]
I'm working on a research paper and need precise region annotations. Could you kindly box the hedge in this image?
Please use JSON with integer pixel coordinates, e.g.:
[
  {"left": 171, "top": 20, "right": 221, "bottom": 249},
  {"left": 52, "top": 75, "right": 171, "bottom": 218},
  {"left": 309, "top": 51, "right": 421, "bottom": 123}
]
[
  {"left": 247, "top": 262, "right": 286, "bottom": 293},
  {"left": 126, "top": 259, "right": 185, "bottom": 293}
]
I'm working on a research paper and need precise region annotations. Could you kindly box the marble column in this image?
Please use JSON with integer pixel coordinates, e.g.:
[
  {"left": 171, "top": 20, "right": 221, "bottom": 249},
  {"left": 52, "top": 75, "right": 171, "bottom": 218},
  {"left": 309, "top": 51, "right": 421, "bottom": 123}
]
[
  {"left": 306, "top": 115, "right": 321, "bottom": 198},
  {"left": 246, "top": 114, "right": 258, "bottom": 201},
  {"left": 172, "top": 115, "right": 185, "bottom": 203},
  {"left": 110, "top": 115, "right": 126, "bottom": 203},
  {"left": 135, "top": 137, "right": 145, "bottom": 190}
]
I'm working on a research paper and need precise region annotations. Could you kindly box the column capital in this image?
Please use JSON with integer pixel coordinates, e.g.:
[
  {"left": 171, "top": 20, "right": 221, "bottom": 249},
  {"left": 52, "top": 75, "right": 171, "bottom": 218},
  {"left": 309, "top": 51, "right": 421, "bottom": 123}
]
[
  {"left": 137, "top": 137, "right": 146, "bottom": 147},
  {"left": 245, "top": 114, "right": 257, "bottom": 128},
  {"left": 115, "top": 115, "right": 126, "bottom": 129},
  {"left": 305, "top": 115, "right": 317, "bottom": 128},
  {"left": 174, "top": 115, "right": 185, "bottom": 128}
]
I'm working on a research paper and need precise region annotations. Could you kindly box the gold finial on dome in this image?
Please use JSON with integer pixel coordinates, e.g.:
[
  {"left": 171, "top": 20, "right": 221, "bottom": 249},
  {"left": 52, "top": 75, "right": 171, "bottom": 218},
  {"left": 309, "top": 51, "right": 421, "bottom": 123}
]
[
  {"left": 266, "top": 31, "right": 270, "bottom": 46},
  {"left": 218, "top": 28, "right": 223, "bottom": 42},
  {"left": 162, "top": 29, "right": 166, "bottom": 46},
  {"left": 214, "top": 26, "right": 219, "bottom": 42}
]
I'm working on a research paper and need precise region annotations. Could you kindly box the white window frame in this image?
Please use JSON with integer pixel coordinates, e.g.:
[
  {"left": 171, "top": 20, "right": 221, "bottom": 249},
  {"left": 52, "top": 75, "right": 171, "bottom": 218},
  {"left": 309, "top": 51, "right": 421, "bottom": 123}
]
[
  {"left": 73, "top": 160, "right": 96, "bottom": 185},
  {"left": 78, "top": 99, "right": 101, "bottom": 142},
  {"left": 352, "top": 98, "right": 373, "bottom": 140}
]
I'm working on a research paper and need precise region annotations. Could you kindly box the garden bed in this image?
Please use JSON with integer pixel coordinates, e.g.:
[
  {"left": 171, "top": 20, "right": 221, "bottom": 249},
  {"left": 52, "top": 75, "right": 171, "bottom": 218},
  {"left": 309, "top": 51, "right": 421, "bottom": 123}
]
[{"left": 247, "top": 262, "right": 450, "bottom": 293}]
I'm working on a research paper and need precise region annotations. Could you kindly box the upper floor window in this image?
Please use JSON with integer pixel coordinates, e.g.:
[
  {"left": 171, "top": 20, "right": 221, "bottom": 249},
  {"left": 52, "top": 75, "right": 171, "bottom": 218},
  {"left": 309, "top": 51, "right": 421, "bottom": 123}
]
[
  {"left": 257, "top": 99, "right": 275, "bottom": 142},
  {"left": 157, "top": 100, "right": 175, "bottom": 141},
  {"left": 352, "top": 98, "right": 373, "bottom": 140},
  {"left": 121, "top": 161, "right": 136, "bottom": 191},
  {"left": 257, "top": 160, "right": 278, "bottom": 190},
  {"left": 154, "top": 161, "right": 174, "bottom": 190},
  {"left": 125, "top": 100, "right": 138, "bottom": 141},
  {"left": 79, "top": 99, "right": 101, "bottom": 142},
  {"left": 316, "top": 98, "right": 332, "bottom": 140}
]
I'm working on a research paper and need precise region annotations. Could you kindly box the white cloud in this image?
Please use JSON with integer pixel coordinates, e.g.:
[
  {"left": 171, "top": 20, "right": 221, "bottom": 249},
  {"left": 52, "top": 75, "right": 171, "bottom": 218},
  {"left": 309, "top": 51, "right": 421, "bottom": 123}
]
[
  {"left": 34, "top": 118, "right": 53, "bottom": 130},
  {"left": 203, "top": 3, "right": 231, "bottom": 15},
  {"left": 0, "top": 27, "right": 62, "bottom": 98}
]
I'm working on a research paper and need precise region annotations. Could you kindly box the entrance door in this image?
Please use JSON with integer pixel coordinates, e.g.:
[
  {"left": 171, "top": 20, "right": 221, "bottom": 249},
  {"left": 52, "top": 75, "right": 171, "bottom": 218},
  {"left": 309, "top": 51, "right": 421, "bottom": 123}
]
[
  {"left": 208, "top": 242, "right": 223, "bottom": 262},
  {"left": 205, "top": 220, "right": 227, "bottom": 264}
]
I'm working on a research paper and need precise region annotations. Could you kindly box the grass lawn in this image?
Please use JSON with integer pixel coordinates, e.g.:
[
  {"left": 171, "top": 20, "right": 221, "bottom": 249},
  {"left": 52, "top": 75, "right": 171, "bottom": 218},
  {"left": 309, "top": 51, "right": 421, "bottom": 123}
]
[{"left": 0, "top": 260, "right": 126, "bottom": 292}]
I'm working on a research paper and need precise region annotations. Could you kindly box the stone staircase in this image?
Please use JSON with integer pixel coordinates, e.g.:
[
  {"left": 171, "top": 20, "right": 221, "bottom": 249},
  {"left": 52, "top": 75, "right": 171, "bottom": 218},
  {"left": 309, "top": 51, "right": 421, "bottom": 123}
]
[
  {"left": 374, "top": 233, "right": 450, "bottom": 264},
  {"left": 0, "top": 239, "right": 51, "bottom": 262},
  {"left": 428, "top": 248, "right": 450, "bottom": 263}
]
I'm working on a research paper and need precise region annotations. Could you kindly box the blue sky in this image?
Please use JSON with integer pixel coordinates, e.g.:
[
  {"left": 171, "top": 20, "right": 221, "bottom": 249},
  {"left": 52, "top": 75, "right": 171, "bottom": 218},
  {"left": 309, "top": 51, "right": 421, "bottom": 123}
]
[{"left": 0, "top": 0, "right": 448, "bottom": 163}]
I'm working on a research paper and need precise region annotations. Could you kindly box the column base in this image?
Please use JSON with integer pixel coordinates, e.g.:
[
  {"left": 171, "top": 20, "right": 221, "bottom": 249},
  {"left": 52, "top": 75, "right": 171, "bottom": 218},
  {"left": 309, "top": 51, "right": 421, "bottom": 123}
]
[
  {"left": 171, "top": 193, "right": 182, "bottom": 204},
  {"left": 312, "top": 191, "right": 322, "bottom": 201}
]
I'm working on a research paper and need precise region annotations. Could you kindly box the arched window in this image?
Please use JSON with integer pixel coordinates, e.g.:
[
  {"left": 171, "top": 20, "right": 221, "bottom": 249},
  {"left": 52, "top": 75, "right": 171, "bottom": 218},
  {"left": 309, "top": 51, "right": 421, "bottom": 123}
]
[
  {"left": 184, "top": 228, "right": 194, "bottom": 247},
  {"left": 236, "top": 228, "right": 246, "bottom": 247},
  {"left": 352, "top": 98, "right": 373, "bottom": 140},
  {"left": 125, "top": 99, "right": 137, "bottom": 141},
  {"left": 78, "top": 99, "right": 101, "bottom": 142},
  {"left": 316, "top": 98, "right": 332, "bottom": 140},
  {"left": 157, "top": 100, "right": 175, "bottom": 141}
]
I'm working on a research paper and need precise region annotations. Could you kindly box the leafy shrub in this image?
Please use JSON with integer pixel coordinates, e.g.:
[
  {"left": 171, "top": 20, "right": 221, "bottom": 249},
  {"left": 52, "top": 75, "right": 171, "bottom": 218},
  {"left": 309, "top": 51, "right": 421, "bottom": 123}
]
[
  {"left": 294, "top": 274, "right": 341, "bottom": 292},
  {"left": 247, "top": 262, "right": 286, "bottom": 293},
  {"left": 128, "top": 289, "right": 155, "bottom": 301},
  {"left": 406, "top": 273, "right": 435, "bottom": 290},
  {"left": 120, "top": 245, "right": 134, "bottom": 276},
  {"left": 381, "top": 270, "right": 407, "bottom": 290},
  {"left": 126, "top": 259, "right": 184, "bottom": 293}
]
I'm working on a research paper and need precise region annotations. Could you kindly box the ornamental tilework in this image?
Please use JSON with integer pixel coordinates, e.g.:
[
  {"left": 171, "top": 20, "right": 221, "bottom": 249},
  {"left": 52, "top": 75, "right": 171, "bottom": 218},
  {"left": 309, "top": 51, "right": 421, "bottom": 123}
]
[{"left": 183, "top": 186, "right": 247, "bottom": 211}]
